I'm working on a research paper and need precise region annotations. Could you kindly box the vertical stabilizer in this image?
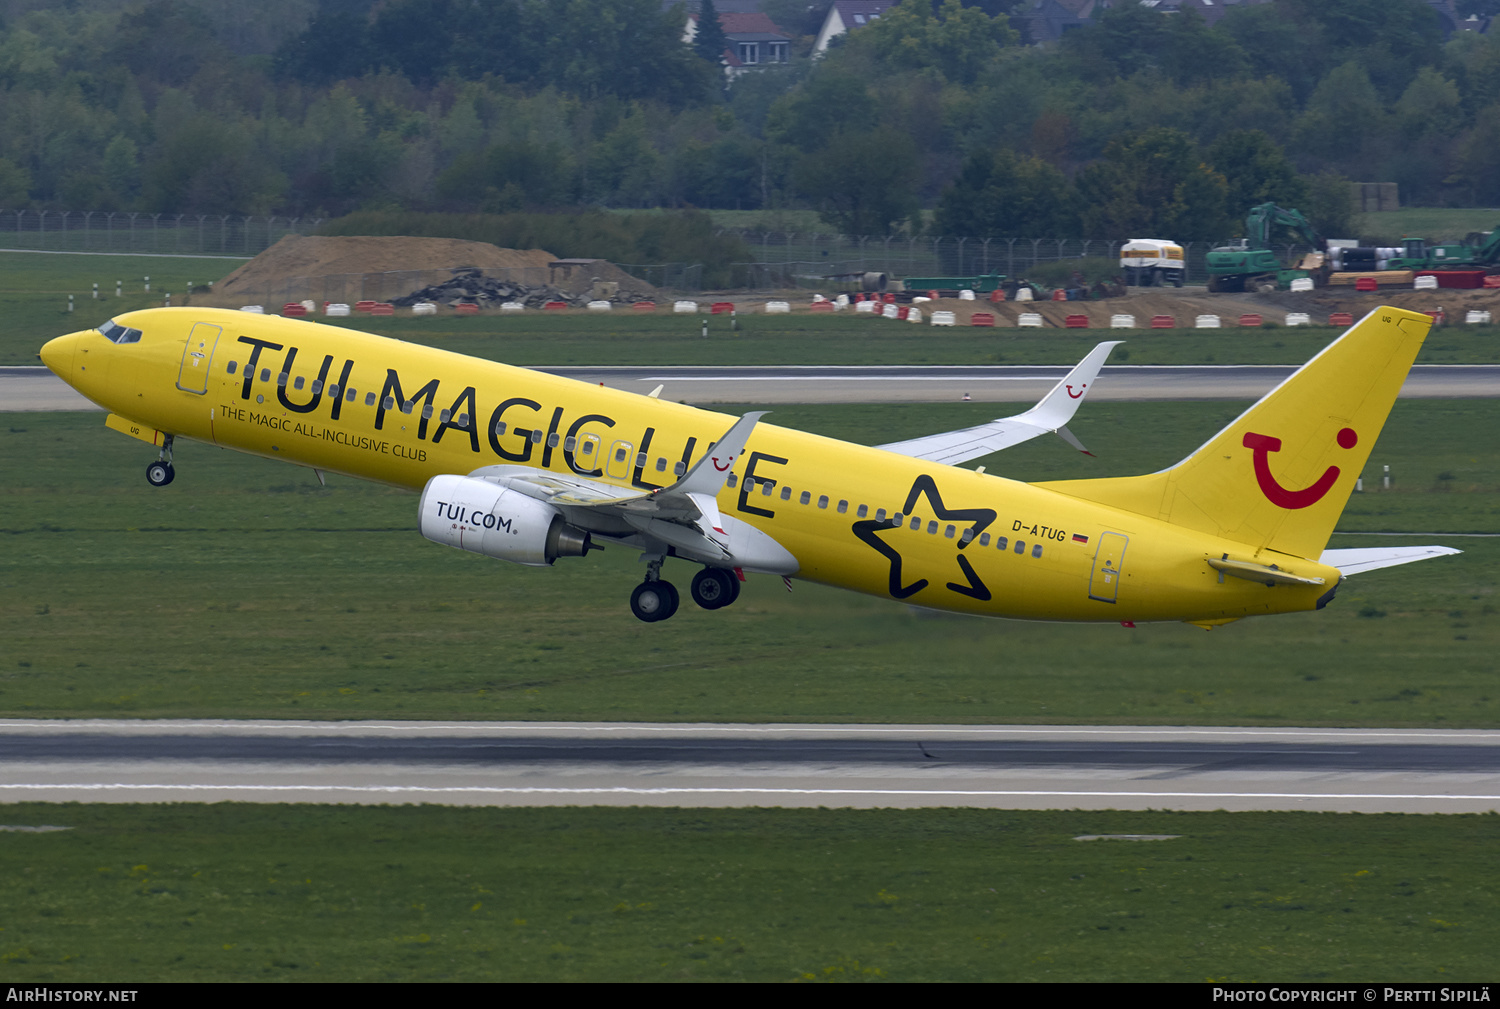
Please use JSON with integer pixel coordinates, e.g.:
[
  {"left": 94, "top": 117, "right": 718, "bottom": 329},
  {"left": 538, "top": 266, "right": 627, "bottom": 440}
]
[{"left": 1036, "top": 307, "right": 1431, "bottom": 560}]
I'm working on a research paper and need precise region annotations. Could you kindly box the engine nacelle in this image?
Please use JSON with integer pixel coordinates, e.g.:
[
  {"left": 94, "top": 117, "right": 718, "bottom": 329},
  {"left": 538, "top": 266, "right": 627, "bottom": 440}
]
[{"left": 419, "top": 474, "right": 594, "bottom": 567}]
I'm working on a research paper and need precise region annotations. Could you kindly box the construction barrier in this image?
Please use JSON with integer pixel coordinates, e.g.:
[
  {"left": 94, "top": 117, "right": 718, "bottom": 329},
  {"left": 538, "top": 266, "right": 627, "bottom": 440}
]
[
  {"left": 370, "top": 303, "right": 395, "bottom": 316},
  {"left": 989, "top": 288, "right": 1006, "bottom": 303},
  {"left": 1017, "top": 312, "right": 1043, "bottom": 328},
  {"left": 282, "top": 303, "right": 307, "bottom": 317},
  {"left": 930, "top": 311, "right": 956, "bottom": 327},
  {"left": 1485, "top": 276, "right": 1500, "bottom": 289},
  {"left": 586, "top": 300, "right": 612, "bottom": 311},
  {"left": 325, "top": 303, "right": 350, "bottom": 317},
  {"left": 1195, "top": 315, "right": 1221, "bottom": 329},
  {"left": 1050, "top": 289, "right": 1066, "bottom": 301},
  {"left": 1329, "top": 313, "right": 1354, "bottom": 326},
  {"left": 240, "top": 305, "right": 264, "bottom": 313},
  {"left": 631, "top": 301, "right": 655, "bottom": 312},
  {"left": 411, "top": 302, "right": 437, "bottom": 316},
  {"left": 543, "top": 301, "right": 568, "bottom": 311},
  {"left": 855, "top": 300, "right": 876, "bottom": 313},
  {"left": 882, "top": 303, "right": 900, "bottom": 319},
  {"left": 764, "top": 301, "right": 790, "bottom": 313},
  {"left": 1064, "top": 314, "right": 1089, "bottom": 328},
  {"left": 710, "top": 302, "right": 735, "bottom": 314},
  {"left": 1289, "top": 278, "right": 1314, "bottom": 292},
  {"left": 1465, "top": 310, "right": 1492, "bottom": 324},
  {"left": 673, "top": 301, "right": 698, "bottom": 313},
  {"left": 1239, "top": 314, "right": 1263, "bottom": 327},
  {"left": 1355, "top": 277, "right": 1379, "bottom": 292},
  {"left": 970, "top": 312, "right": 996, "bottom": 327},
  {"left": 500, "top": 302, "right": 524, "bottom": 312},
  {"left": 1413, "top": 275, "right": 1439, "bottom": 290},
  {"left": 1150, "top": 315, "right": 1176, "bottom": 329},
  {"left": 1110, "top": 314, "right": 1136, "bottom": 329},
  {"left": 354, "top": 300, "right": 377, "bottom": 313},
  {"left": 1014, "top": 287, "right": 1033, "bottom": 302},
  {"left": 1426, "top": 308, "right": 1445, "bottom": 325},
  {"left": 883, "top": 293, "right": 896, "bottom": 303},
  {"left": 958, "top": 289, "right": 975, "bottom": 300},
  {"left": 1285, "top": 313, "right": 1310, "bottom": 326},
  {"left": 810, "top": 301, "right": 834, "bottom": 313},
  {"left": 907, "top": 307, "right": 922, "bottom": 323},
  {"left": 834, "top": 294, "right": 850, "bottom": 308}
]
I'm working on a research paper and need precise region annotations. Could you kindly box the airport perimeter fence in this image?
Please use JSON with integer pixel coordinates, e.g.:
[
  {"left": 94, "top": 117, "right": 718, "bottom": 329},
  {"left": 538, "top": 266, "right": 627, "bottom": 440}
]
[
  {"left": 0, "top": 209, "right": 322, "bottom": 257},
  {"left": 718, "top": 231, "right": 1318, "bottom": 289}
]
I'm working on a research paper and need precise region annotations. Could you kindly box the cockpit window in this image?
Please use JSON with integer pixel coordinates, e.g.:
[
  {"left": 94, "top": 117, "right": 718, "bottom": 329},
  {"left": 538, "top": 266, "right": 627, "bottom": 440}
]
[{"left": 99, "top": 319, "right": 142, "bottom": 344}]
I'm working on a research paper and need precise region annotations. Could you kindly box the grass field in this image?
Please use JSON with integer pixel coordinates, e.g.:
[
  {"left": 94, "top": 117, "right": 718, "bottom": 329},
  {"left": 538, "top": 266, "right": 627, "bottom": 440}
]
[
  {"left": 8, "top": 251, "right": 1500, "bottom": 368},
  {"left": 3, "top": 403, "right": 1493, "bottom": 724},
  {"left": 1355, "top": 207, "right": 1500, "bottom": 244},
  {"left": 0, "top": 804, "right": 1495, "bottom": 982}
]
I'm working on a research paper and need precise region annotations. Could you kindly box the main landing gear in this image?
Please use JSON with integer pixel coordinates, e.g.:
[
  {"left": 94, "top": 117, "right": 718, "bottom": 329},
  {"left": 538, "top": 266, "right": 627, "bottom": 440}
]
[
  {"left": 628, "top": 561, "right": 742, "bottom": 622},
  {"left": 145, "top": 435, "right": 175, "bottom": 487}
]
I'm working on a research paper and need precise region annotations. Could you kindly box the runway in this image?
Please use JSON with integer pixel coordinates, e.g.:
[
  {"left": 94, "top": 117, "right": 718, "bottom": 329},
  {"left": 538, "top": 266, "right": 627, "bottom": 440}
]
[
  {"left": 4, "top": 364, "right": 1498, "bottom": 410},
  {"left": 2, "top": 720, "right": 1497, "bottom": 813}
]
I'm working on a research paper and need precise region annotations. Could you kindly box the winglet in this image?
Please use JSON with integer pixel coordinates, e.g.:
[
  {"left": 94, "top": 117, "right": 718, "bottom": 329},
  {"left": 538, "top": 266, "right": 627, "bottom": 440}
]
[
  {"left": 672, "top": 411, "right": 768, "bottom": 497},
  {"left": 1014, "top": 340, "right": 1121, "bottom": 433}
]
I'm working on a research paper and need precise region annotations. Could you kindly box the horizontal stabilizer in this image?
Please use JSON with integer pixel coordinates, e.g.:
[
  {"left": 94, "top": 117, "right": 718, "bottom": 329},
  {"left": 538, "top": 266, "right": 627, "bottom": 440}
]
[
  {"left": 1318, "top": 545, "right": 1462, "bottom": 576},
  {"left": 877, "top": 341, "right": 1120, "bottom": 465}
]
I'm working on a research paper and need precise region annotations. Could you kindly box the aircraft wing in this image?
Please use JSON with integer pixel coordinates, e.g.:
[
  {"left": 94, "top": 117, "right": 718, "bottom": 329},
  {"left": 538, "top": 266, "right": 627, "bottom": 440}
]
[
  {"left": 468, "top": 412, "right": 783, "bottom": 568},
  {"left": 875, "top": 341, "right": 1121, "bottom": 465},
  {"left": 1318, "top": 545, "right": 1462, "bottom": 575}
]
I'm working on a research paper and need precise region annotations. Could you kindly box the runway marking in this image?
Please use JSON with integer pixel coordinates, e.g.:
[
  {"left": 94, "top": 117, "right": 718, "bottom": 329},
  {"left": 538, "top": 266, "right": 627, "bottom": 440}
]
[{"left": 2, "top": 784, "right": 1497, "bottom": 801}]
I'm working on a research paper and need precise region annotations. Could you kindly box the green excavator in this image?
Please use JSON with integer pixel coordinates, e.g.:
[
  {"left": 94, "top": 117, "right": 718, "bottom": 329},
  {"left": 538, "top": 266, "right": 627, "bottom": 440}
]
[{"left": 1205, "top": 203, "right": 1326, "bottom": 293}]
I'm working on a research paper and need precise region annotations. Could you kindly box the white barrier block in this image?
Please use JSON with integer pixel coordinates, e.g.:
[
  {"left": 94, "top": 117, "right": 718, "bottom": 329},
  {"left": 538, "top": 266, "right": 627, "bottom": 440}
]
[
  {"left": 907, "top": 307, "right": 922, "bottom": 323},
  {"left": 1109, "top": 314, "right": 1135, "bottom": 329},
  {"left": 1195, "top": 314, "right": 1221, "bottom": 329},
  {"left": 300, "top": 299, "right": 315, "bottom": 312},
  {"left": 324, "top": 303, "right": 350, "bottom": 317},
  {"left": 834, "top": 294, "right": 849, "bottom": 308},
  {"left": 855, "top": 300, "right": 876, "bottom": 313},
  {"left": 930, "top": 311, "right": 956, "bottom": 327},
  {"left": 1289, "top": 278, "right": 1314, "bottom": 292},
  {"left": 411, "top": 301, "right": 437, "bottom": 316},
  {"left": 958, "top": 289, "right": 976, "bottom": 300},
  {"left": 1014, "top": 287, "right": 1033, "bottom": 302},
  {"left": 240, "top": 305, "right": 264, "bottom": 313},
  {"left": 1466, "top": 310, "right": 1492, "bottom": 324},
  {"left": 673, "top": 300, "right": 698, "bottom": 313},
  {"left": 1285, "top": 312, "right": 1311, "bottom": 326},
  {"left": 882, "top": 303, "right": 900, "bottom": 319},
  {"left": 912, "top": 296, "right": 931, "bottom": 304},
  {"left": 1414, "top": 275, "right": 1439, "bottom": 290},
  {"left": 1017, "top": 312, "right": 1043, "bottom": 328},
  {"left": 764, "top": 301, "right": 791, "bottom": 313},
  {"left": 587, "top": 300, "right": 612, "bottom": 311},
  {"left": 500, "top": 301, "right": 524, "bottom": 312}
]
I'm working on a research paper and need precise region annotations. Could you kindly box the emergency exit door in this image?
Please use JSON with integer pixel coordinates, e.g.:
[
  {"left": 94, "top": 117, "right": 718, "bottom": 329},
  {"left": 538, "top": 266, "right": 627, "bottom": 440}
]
[{"left": 1088, "top": 532, "right": 1129, "bottom": 603}]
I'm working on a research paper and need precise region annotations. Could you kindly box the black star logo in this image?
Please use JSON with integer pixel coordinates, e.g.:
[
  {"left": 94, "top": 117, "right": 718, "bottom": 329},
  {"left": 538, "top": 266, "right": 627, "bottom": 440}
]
[{"left": 852, "top": 474, "right": 997, "bottom": 601}]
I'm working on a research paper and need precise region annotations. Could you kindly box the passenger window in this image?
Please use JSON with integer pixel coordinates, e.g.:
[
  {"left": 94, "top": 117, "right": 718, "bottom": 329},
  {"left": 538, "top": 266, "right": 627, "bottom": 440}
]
[
  {"left": 856, "top": 504, "right": 868, "bottom": 518},
  {"left": 836, "top": 500, "right": 848, "bottom": 514},
  {"left": 780, "top": 486, "right": 791, "bottom": 501},
  {"left": 1014, "top": 541, "right": 1025, "bottom": 554},
  {"left": 421, "top": 404, "right": 433, "bottom": 419},
  {"left": 547, "top": 433, "right": 560, "bottom": 447},
  {"left": 817, "top": 495, "right": 828, "bottom": 509},
  {"left": 910, "top": 517, "right": 921, "bottom": 530},
  {"left": 959, "top": 528, "right": 974, "bottom": 545},
  {"left": 495, "top": 421, "right": 508, "bottom": 436},
  {"left": 874, "top": 508, "right": 885, "bottom": 522},
  {"left": 564, "top": 436, "right": 576, "bottom": 451},
  {"left": 927, "top": 521, "right": 938, "bottom": 535},
  {"left": 457, "top": 413, "right": 468, "bottom": 426},
  {"left": 980, "top": 533, "right": 991, "bottom": 546},
  {"left": 365, "top": 392, "right": 376, "bottom": 406},
  {"left": 401, "top": 401, "right": 414, "bottom": 415},
  {"left": 655, "top": 457, "right": 667, "bottom": 472},
  {"left": 440, "top": 409, "right": 451, "bottom": 423},
  {"left": 293, "top": 376, "right": 305, "bottom": 390},
  {"left": 261, "top": 369, "right": 271, "bottom": 382},
  {"left": 674, "top": 461, "right": 686, "bottom": 476},
  {"left": 727, "top": 473, "right": 738, "bottom": 487},
  {"left": 326, "top": 383, "right": 338, "bottom": 397},
  {"left": 635, "top": 452, "right": 647, "bottom": 468},
  {"left": 944, "top": 525, "right": 955, "bottom": 539},
  {"left": 615, "top": 447, "right": 627, "bottom": 462},
  {"left": 278, "top": 373, "right": 288, "bottom": 387},
  {"left": 226, "top": 361, "right": 237, "bottom": 374},
  {"left": 581, "top": 440, "right": 593, "bottom": 455},
  {"left": 744, "top": 477, "right": 755, "bottom": 491},
  {"left": 996, "top": 537, "right": 1007, "bottom": 551},
  {"left": 312, "top": 380, "right": 322, "bottom": 393},
  {"left": 762, "top": 482, "right": 773, "bottom": 496},
  {"left": 531, "top": 430, "right": 544, "bottom": 444},
  {"left": 346, "top": 389, "right": 356, "bottom": 402},
  {"left": 382, "top": 396, "right": 394, "bottom": 409},
  {"left": 1032, "top": 544, "right": 1043, "bottom": 558},
  {"left": 799, "top": 491, "right": 810, "bottom": 505}
]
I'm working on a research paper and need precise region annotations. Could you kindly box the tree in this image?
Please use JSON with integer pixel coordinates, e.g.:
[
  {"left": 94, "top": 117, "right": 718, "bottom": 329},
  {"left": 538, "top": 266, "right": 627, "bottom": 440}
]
[
  {"left": 693, "top": 0, "right": 728, "bottom": 66},
  {"left": 855, "top": 0, "right": 1018, "bottom": 86},
  {"left": 933, "top": 148, "right": 1076, "bottom": 236},
  {"left": 1074, "top": 128, "right": 1230, "bottom": 240},
  {"left": 1205, "top": 130, "right": 1306, "bottom": 219},
  {"left": 794, "top": 128, "right": 920, "bottom": 235}
]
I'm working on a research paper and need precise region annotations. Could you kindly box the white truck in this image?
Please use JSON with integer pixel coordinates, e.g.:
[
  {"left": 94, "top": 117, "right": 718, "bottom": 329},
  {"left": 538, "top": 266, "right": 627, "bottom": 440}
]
[{"left": 1119, "top": 239, "right": 1186, "bottom": 287}]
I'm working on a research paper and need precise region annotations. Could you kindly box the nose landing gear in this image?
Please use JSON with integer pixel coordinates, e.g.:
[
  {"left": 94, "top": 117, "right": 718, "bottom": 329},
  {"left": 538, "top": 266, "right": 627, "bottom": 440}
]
[{"left": 145, "top": 435, "right": 175, "bottom": 487}]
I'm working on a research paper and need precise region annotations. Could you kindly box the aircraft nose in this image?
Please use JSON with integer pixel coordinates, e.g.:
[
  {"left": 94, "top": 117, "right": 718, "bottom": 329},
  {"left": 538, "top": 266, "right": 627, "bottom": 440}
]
[{"left": 39, "top": 332, "right": 79, "bottom": 377}]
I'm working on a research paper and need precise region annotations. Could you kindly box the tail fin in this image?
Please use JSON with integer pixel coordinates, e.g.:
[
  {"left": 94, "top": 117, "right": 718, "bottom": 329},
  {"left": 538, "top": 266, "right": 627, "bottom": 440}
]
[{"left": 1036, "top": 307, "right": 1431, "bottom": 560}]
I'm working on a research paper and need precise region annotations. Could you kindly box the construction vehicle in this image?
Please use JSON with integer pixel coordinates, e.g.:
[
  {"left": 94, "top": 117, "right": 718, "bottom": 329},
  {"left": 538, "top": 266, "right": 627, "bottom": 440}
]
[
  {"left": 1206, "top": 203, "right": 1327, "bottom": 293},
  {"left": 1119, "top": 239, "right": 1185, "bottom": 287}
]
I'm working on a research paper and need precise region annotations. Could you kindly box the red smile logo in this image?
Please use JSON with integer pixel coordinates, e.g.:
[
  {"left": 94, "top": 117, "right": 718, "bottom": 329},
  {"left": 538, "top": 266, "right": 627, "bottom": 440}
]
[
  {"left": 712, "top": 455, "right": 734, "bottom": 472},
  {"left": 1066, "top": 384, "right": 1085, "bottom": 399},
  {"left": 1243, "top": 428, "right": 1357, "bottom": 509}
]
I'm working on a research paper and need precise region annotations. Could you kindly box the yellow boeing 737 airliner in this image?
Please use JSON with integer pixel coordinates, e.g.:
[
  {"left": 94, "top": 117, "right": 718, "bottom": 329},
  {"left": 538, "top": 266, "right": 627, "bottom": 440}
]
[{"left": 39, "top": 306, "right": 1456, "bottom": 626}]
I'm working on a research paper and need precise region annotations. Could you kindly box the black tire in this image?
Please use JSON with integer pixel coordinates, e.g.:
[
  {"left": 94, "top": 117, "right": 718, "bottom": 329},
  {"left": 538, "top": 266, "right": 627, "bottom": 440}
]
[
  {"left": 691, "top": 567, "right": 740, "bottom": 610},
  {"left": 630, "top": 580, "right": 679, "bottom": 622},
  {"left": 1172, "top": 272, "right": 1184, "bottom": 288},
  {"left": 146, "top": 461, "right": 174, "bottom": 487}
]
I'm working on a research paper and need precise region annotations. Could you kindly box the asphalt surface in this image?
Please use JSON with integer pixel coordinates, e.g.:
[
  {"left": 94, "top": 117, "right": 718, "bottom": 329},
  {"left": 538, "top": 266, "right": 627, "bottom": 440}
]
[
  {"left": 2, "top": 720, "right": 1496, "bottom": 812},
  {"left": 4, "top": 364, "right": 1499, "bottom": 410}
]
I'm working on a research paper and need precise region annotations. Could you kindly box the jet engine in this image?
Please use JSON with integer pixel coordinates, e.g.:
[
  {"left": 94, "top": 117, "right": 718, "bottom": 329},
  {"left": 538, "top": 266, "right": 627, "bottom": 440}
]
[{"left": 418, "top": 474, "right": 595, "bottom": 567}]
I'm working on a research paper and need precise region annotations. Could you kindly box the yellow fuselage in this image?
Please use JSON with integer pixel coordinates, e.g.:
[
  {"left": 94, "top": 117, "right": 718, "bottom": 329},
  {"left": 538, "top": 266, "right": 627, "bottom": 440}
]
[{"left": 42, "top": 308, "right": 1340, "bottom": 624}]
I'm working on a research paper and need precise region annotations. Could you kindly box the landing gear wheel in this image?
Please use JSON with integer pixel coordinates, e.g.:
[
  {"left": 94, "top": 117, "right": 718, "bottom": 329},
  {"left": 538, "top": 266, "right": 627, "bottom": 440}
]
[
  {"left": 630, "top": 580, "right": 680, "bottom": 622},
  {"left": 146, "top": 461, "right": 175, "bottom": 487},
  {"left": 690, "top": 567, "right": 740, "bottom": 610}
]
